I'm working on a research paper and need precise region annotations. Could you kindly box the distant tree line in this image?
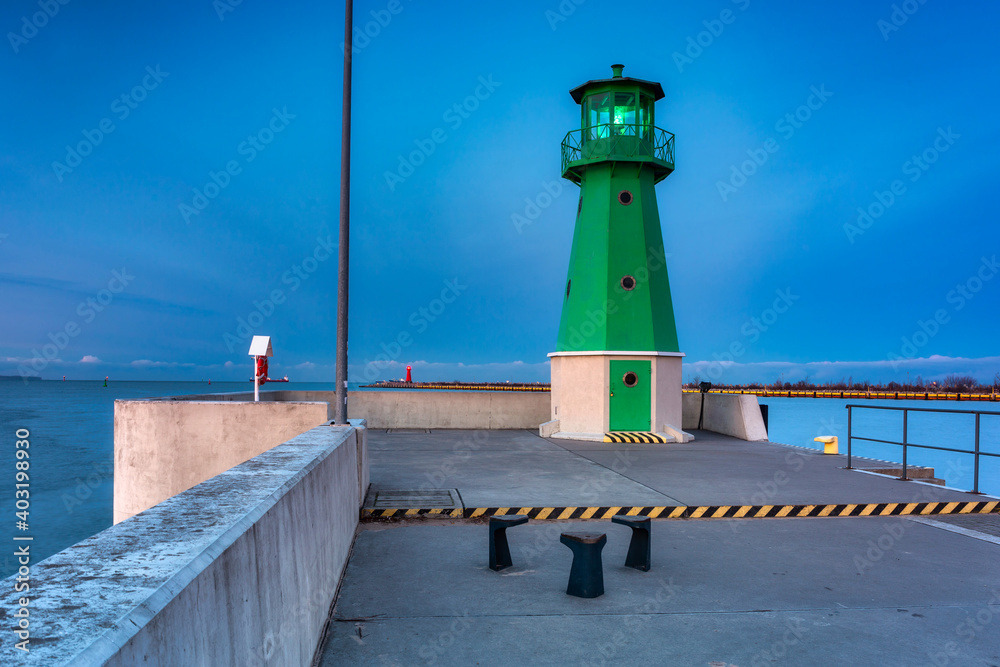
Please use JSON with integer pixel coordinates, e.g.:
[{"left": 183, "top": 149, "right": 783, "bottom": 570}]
[{"left": 684, "top": 373, "right": 1000, "bottom": 394}]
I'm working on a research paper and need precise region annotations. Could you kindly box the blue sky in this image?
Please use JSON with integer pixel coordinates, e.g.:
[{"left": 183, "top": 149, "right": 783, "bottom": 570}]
[{"left": 1, "top": 0, "right": 998, "bottom": 385}]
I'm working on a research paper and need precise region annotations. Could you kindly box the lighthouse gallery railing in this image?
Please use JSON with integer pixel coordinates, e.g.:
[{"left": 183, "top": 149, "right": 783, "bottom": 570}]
[{"left": 561, "top": 124, "right": 675, "bottom": 175}]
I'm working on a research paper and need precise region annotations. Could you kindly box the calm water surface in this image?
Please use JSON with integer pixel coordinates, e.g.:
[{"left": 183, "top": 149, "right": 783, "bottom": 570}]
[
  {"left": 0, "top": 380, "right": 342, "bottom": 578},
  {"left": 758, "top": 396, "right": 1000, "bottom": 496}
]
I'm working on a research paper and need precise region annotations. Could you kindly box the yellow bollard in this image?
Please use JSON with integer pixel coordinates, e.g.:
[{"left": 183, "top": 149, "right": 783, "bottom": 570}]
[{"left": 815, "top": 436, "right": 838, "bottom": 455}]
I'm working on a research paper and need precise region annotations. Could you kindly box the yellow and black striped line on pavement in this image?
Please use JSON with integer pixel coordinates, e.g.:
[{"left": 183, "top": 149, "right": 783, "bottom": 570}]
[
  {"left": 362, "top": 499, "right": 1000, "bottom": 521},
  {"left": 604, "top": 432, "right": 670, "bottom": 444}
]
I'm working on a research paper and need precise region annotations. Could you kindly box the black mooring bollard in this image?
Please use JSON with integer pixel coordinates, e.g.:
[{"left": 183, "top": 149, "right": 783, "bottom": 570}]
[
  {"left": 611, "top": 515, "right": 651, "bottom": 571},
  {"left": 489, "top": 515, "right": 529, "bottom": 571},
  {"left": 560, "top": 532, "right": 607, "bottom": 598}
]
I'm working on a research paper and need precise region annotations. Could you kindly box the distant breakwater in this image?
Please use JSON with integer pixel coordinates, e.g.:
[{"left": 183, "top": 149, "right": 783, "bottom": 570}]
[
  {"left": 687, "top": 388, "right": 999, "bottom": 402},
  {"left": 364, "top": 381, "right": 550, "bottom": 392}
]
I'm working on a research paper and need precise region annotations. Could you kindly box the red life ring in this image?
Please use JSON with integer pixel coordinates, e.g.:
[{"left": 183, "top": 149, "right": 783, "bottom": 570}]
[{"left": 255, "top": 356, "right": 268, "bottom": 385}]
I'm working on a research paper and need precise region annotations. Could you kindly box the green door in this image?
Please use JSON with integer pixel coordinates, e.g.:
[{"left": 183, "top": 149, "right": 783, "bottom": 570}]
[{"left": 609, "top": 360, "right": 651, "bottom": 431}]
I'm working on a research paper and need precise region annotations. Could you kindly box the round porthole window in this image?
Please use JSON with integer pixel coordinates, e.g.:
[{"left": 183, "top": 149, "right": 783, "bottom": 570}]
[
  {"left": 623, "top": 372, "right": 638, "bottom": 388},
  {"left": 620, "top": 275, "right": 636, "bottom": 291},
  {"left": 618, "top": 190, "right": 633, "bottom": 205}
]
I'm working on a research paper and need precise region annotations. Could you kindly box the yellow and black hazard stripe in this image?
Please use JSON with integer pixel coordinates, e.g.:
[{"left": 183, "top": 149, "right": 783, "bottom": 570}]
[
  {"left": 604, "top": 432, "right": 670, "bottom": 444},
  {"left": 362, "top": 500, "right": 1000, "bottom": 521},
  {"left": 362, "top": 508, "right": 465, "bottom": 519}
]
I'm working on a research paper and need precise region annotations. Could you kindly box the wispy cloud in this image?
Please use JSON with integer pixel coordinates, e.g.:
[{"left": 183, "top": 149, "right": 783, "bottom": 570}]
[
  {"left": 685, "top": 354, "right": 1000, "bottom": 384},
  {"left": 79, "top": 355, "right": 101, "bottom": 363},
  {"left": 0, "top": 271, "right": 217, "bottom": 317},
  {"left": 130, "top": 359, "right": 197, "bottom": 368}
]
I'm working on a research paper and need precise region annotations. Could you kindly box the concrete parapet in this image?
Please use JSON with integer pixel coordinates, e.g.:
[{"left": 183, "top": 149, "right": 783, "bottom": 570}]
[
  {"left": 140, "top": 388, "right": 766, "bottom": 440},
  {"left": 114, "top": 398, "right": 330, "bottom": 522},
  {"left": 160, "top": 389, "right": 336, "bottom": 420},
  {"left": 347, "top": 390, "right": 550, "bottom": 429},
  {"left": 682, "top": 392, "right": 768, "bottom": 441},
  {"left": 661, "top": 423, "right": 694, "bottom": 443},
  {"left": 539, "top": 419, "right": 560, "bottom": 438},
  {"left": 163, "top": 389, "right": 551, "bottom": 430},
  {"left": 352, "top": 418, "right": 370, "bottom": 504},
  {"left": 0, "top": 424, "right": 367, "bottom": 666}
]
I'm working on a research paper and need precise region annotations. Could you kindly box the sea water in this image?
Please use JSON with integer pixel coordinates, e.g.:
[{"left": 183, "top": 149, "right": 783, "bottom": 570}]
[
  {"left": 758, "top": 396, "right": 1000, "bottom": 497},
  {"left": 1, "top": 382, "right": 998, "bottom": 579},
  {"left": 0, "top": 380, "right": 345, "bottom": 579}
]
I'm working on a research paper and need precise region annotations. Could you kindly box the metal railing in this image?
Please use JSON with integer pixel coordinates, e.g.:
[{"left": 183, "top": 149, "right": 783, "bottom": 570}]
[
  {"left": 846, "top": 404, "right": 999, "bottom": 493},
  {"left": 560, "top": 123, "right": 675, "bottom": 175}
]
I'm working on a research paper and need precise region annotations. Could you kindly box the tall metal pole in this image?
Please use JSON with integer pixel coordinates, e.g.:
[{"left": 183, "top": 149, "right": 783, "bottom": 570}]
[{"left": 334, "top": 0, "right": 353, "bottom": 424}]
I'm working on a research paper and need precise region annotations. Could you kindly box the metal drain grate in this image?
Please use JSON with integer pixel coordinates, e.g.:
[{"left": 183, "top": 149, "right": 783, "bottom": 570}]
[{"left": 367, "top": 489, "right": 461, "bottom": 509}]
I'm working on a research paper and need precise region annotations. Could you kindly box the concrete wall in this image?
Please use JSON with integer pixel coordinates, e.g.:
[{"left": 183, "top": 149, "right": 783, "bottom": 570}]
[
  {"left": 163, "top": 389, "right": 551, "bottom": 431},
  {"left": 550, "top": 354, "right": 605, "bottom": 434},
  {"left": 114, "top": 399, "right": 330, "bottom": 523},
  {"left": 683, "top": 392, "right": 769, "bottom": 441},
  {"left": 347, "top": 390, "right": 550, "bottom": 429},
  {"left": 0, "top": 423, "right": 368, "bottom": 666},
  {"left": 651, "top": 355, "right": 683, "bottom": 433},
  {"left": 550, "top": 354, "right": 683, "bottom": 436},
  {"left": 159, "top": 389, "right": 336, "bottom": 418}
]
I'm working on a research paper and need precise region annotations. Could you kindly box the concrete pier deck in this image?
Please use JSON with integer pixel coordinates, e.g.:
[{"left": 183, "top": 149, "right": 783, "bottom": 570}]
[
  {"left": 317, "top": 429, "right": 1000, "bottom": 665},
  {"left": 364, "top": 429, "right": 990, "bottom": 511}
]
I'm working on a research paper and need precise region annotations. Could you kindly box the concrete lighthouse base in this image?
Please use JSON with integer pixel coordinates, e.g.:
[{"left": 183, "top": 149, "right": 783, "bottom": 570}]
[{"left": 547, "top": 351, "right": 689, "bottom": 441}]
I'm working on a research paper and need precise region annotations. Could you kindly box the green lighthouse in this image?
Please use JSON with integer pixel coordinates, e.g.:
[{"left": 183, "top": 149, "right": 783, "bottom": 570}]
[{"left": 548, "top": 65, "right": 688, "bottom": 441}]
